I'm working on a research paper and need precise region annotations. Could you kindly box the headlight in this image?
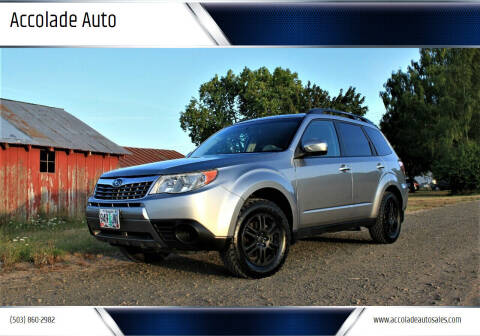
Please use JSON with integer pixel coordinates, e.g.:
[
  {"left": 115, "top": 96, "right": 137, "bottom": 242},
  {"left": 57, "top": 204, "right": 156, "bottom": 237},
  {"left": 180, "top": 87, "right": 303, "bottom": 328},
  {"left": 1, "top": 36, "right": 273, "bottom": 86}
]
[{"left": 149, "top": 170, "right": 218, "bottom": 194}]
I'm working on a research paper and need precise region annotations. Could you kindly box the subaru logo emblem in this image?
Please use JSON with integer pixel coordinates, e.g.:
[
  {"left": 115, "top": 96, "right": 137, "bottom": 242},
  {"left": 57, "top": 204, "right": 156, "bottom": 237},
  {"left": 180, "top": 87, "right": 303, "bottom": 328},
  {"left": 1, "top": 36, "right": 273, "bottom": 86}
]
[{"left": 112, "top": 178, "right": 123, "bottom": 187}]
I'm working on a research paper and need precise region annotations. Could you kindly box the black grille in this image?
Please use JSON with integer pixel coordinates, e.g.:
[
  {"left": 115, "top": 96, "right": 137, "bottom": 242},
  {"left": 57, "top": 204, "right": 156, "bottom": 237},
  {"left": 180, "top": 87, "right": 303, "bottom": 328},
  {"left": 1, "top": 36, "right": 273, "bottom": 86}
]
[{"left": 94, "top": 181, "right": 153, "bottom": 200}]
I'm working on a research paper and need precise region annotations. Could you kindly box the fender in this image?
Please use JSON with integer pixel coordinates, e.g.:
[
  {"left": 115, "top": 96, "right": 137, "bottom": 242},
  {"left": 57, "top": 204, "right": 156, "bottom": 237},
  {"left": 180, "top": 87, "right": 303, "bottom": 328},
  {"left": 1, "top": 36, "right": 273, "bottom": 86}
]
[
  {"left": 370, "top": 171, "right": 406, "bottom": 218},
  {"left": 222, "top": 168, "right": 299, "bottom": 237}
]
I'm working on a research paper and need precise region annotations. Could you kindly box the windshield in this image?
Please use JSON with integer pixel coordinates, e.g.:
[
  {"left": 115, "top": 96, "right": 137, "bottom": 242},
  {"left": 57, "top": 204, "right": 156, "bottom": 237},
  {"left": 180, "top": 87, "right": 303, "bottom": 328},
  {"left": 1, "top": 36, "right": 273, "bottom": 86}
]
[{"left": 191, "top": 118, "right": 302, "bottom": 157}]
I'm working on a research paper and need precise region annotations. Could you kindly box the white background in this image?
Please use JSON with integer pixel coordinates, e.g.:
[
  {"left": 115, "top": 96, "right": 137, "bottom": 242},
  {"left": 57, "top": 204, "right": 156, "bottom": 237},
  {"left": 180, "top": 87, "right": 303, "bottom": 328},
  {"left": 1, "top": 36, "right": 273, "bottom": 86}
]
[
  {"left": 349, "top": 307, "right": 480, "bottom": 336},
  {"left": 0, "top": 307, "right": 114, "bottom": 336},
  {"left": 0, "top": 3, "right": 215, "bottom": 46}
]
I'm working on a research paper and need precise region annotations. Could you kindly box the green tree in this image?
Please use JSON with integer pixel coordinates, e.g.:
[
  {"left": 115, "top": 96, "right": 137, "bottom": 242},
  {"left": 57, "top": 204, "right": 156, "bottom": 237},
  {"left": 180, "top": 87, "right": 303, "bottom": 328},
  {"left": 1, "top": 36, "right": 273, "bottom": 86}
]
[
  {"left": 179, "top": 70, "right": 240, "bottom": 146},
  {"left": 380, "top": 68, "right": 435, "bottom": 179},
  {"left": 380, "top": 48, "right": 480, "bottom": 192},
  {"left": 180, "top": 66, "right": 368, "bottom": 145},
  {"left": 432, "top": 141, "right": 480, "bottom": 194},
  {"left": 237, "top": 67, "right": 304, "bottom": 119},
  {"left": 299, "top": 81, "right": 331, "bottom": 111}
]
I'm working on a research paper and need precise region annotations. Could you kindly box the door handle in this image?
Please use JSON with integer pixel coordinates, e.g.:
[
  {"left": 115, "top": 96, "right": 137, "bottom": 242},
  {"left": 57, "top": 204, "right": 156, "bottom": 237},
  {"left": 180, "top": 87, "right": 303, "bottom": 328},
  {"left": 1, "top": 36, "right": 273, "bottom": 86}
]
[
  {"left": 376, "top": 163, "right": 385, "bottom": 169},
  {"left": 339, "top": 165, "right": 351, "bottom": 172}
]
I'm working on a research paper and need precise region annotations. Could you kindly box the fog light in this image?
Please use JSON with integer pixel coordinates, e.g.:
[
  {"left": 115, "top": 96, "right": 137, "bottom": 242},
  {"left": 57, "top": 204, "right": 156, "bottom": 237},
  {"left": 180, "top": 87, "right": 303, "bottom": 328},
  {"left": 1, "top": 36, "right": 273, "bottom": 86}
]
[{"left": 175, "top": 225, "right": 198, "bottom": 244}]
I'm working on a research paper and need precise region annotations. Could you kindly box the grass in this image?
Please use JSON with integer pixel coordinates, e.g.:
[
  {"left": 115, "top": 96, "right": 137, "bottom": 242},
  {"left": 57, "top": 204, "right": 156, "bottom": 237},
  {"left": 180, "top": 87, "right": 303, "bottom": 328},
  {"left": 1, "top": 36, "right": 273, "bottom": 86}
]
[
  {"left": 0, "top": 215, "right": 116, "bottom": 268},
  {"left": 406, "top": 190, "right": 480, "bottom": 213},
  {"left": 1, "top": 191, "right": 478, "bottom": 268}
]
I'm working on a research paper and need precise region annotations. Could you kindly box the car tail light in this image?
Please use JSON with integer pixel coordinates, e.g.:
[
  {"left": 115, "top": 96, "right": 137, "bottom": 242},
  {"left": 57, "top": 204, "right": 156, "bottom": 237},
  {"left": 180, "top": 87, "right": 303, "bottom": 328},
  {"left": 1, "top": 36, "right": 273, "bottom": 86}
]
[{"left": 398, "top": 160, "right": 406, "bottom": 176}]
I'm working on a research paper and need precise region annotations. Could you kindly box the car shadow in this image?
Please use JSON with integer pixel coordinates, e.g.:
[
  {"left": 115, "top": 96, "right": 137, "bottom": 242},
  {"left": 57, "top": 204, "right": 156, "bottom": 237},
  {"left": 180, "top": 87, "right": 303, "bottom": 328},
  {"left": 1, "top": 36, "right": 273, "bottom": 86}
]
[
  {"left": 147, "top": 253, "right": 232, "bottom": 278},
  {"left": 106, "top": 249, "right": 232, "bottom": 277},
  {"left": 110, "top": 233, "right": 376, "bottom": 277}
]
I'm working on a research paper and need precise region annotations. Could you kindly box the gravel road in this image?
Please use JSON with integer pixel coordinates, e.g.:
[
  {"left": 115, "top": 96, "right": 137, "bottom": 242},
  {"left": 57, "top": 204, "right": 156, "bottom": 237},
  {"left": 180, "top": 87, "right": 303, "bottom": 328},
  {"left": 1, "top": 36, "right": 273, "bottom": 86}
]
[{"left": 2, "top": 201, "right": 479, "bottom": 306}]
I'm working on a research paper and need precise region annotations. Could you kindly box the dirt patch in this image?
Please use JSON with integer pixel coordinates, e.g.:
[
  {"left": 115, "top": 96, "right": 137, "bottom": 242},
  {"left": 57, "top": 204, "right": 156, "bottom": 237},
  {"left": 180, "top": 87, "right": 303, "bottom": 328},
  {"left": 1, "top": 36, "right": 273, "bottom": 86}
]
[
  {"left": 407, "top": 192, "right": 480, "bottom": 213},
  {"left": 2, "top": 201, "right": 478, "bottom": 306}
]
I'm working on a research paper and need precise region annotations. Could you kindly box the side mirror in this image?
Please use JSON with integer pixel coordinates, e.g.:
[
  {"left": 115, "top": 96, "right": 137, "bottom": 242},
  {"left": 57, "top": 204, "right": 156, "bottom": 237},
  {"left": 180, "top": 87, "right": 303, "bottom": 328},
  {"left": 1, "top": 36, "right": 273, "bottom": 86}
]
[{"left": 302, "top": 141, "right": 328, "bottom": 156}]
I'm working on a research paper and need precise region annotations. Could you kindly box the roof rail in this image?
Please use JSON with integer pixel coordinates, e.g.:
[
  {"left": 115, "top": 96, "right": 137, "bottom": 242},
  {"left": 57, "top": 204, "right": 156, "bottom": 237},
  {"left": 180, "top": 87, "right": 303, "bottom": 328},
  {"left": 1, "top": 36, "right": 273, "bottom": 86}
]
[{"left": 307, "top": 108, "right": 376, "bottom": 126}]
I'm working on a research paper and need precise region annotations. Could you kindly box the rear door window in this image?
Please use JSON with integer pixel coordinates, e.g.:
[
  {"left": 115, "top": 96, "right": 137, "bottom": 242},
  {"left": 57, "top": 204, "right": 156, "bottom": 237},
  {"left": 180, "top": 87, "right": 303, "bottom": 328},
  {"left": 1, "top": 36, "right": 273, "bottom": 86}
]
[
  {"left": 301, "top": 120, "right": 340, "bottom": 157},
  {"left": 364, "top": 127, "right": 393, "bottom": 156},
  {"left": 336, "top": 122, "right": 372, "bottom": 157}
]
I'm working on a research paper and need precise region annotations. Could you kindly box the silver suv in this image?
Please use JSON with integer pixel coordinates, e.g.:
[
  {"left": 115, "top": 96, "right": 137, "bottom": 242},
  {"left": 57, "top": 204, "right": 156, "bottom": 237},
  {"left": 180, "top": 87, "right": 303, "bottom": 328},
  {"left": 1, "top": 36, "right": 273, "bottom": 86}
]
[{"left": 86, "top": 108, "right": 408, "bottom": 278}]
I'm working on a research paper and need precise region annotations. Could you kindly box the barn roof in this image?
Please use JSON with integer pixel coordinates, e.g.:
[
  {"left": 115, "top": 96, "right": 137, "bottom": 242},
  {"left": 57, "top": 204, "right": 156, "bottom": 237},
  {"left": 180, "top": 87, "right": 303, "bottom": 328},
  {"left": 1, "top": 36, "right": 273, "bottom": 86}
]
[
  {"left": 0, "top": 98, "right": 129, "bottom": 155},
  {"left": 119, "top": 147, "right": 184, "bottom": 167}
]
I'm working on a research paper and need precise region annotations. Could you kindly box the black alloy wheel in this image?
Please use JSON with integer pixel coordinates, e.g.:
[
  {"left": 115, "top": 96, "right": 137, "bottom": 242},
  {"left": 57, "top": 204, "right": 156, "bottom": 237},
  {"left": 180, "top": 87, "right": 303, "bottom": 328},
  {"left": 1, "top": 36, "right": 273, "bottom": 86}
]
[
  {"left": 384, "top": 197, "right": 400, "bottom": 240},
  {"left": 241, "top": 213, "right": 285, "bottom": 269},
  {"left": 369, "top": 191, "right": 402, "bottom": 244},
  {"left": 220, "top": 198, "right": 291, "bottom": 278}
]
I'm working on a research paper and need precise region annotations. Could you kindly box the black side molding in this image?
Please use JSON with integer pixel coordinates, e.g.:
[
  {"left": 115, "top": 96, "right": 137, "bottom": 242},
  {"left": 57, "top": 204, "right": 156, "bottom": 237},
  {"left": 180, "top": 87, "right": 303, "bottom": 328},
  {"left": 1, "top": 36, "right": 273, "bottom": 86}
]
[{"left": 293, "top": 218, "right": 376, "bottom": 241}]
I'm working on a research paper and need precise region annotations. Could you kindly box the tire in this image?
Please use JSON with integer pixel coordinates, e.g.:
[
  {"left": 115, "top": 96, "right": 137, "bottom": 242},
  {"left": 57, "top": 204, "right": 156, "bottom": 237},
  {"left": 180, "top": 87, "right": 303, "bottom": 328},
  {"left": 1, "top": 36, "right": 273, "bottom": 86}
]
[
  {"left": 220, "top": 198, "right": 291, "bottom": 278},
  {"left": 118, "top": 246, "right": 170, "bottom": 263},
  {"left": 369, "top": 191, "right": 402, "bottom": 244}
]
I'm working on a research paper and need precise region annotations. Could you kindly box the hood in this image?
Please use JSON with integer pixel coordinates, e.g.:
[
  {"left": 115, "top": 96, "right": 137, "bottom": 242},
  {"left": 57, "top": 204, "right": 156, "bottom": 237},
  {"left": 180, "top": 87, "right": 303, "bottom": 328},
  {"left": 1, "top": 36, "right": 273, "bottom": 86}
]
[{"left": 101, "top": 153, "right": 277, "bottom": 178}]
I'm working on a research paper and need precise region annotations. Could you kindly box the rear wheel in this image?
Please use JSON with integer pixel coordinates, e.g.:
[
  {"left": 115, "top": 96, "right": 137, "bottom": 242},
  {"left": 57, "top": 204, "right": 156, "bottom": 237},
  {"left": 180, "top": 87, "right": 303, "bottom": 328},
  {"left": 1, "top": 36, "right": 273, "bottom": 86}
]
[
  {"left": 118, "top": 246, "right": 170, "bottom": 263},
  {"left": 220, "top": 198, "right": 290, "bottom": 278},
  {"left": 369, "top": 191, "right": 402, "bottom": 244}
]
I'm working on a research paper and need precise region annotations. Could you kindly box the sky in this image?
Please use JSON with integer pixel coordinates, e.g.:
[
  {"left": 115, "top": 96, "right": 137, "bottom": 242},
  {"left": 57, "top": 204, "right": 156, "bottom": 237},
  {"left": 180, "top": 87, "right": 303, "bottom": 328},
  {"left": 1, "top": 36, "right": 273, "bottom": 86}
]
[{"left": 0, "top": 48, "right": 419, "bottom": 155}]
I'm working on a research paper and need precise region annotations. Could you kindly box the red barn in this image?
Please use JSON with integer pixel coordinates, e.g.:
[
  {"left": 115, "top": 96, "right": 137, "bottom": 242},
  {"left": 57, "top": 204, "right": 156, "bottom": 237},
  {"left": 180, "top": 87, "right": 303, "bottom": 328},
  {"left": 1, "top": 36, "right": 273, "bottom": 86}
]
[
  {"left": 0, "top": 98, "right": 129, "bottom": 218},
  {"left": 119, "top": 147, "right": 184, "bottom": 168}
]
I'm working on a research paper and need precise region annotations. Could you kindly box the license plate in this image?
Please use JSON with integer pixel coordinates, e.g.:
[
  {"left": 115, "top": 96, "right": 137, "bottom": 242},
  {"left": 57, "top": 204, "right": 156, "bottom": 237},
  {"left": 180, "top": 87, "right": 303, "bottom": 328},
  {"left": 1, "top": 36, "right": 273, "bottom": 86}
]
[{"left": 99, "top": 209, "right": 120, "bottom": 229}]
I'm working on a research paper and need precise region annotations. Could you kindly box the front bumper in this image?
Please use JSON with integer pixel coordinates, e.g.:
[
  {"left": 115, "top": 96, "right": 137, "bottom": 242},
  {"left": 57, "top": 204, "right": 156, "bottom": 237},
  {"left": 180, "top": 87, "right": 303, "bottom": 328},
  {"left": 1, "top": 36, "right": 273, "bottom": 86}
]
[
  {"left": 86, "top": 203, "right": 228, "bottom": 250},
  {"left": 86, "top": 183, "right": 242, "bottom": 250}
]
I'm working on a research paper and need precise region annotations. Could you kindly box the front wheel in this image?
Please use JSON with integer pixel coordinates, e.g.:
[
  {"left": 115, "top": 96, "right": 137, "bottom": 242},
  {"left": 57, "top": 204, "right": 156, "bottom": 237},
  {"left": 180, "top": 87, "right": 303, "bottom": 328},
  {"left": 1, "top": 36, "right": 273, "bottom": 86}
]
[
  {"left": 220, "top": 198, "right": 291, "bottom": 278},
  {"left": 369, "top": 191, "right": 402, "bottom": 244},
  {"left": 118, "top": 246, "right": 170, "bottom": 263}
]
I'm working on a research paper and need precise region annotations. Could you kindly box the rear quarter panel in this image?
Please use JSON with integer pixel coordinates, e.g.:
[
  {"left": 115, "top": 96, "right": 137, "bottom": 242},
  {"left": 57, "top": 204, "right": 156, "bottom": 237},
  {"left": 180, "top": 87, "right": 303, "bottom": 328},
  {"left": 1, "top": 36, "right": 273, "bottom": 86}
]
[{"left": 370, "top": 154, "right": 408, "bottom": 218}]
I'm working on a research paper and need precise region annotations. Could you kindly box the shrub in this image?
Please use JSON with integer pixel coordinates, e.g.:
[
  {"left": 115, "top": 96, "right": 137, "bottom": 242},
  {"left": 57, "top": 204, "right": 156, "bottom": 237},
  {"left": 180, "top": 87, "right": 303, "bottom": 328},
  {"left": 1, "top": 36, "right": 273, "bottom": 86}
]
[{"left": 432, "top": 141, "right": 480, "bottom": 194}]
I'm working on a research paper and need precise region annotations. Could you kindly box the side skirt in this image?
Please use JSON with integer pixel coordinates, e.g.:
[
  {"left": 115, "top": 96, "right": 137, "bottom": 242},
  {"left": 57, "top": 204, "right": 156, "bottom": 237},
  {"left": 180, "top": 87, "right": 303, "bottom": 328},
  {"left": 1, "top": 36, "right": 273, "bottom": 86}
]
[{"left": 292, "top": 218, "right": 376, "bottom": 242}]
